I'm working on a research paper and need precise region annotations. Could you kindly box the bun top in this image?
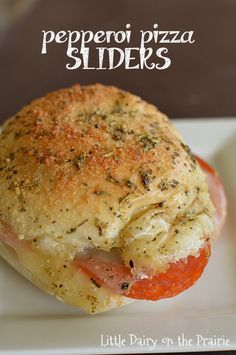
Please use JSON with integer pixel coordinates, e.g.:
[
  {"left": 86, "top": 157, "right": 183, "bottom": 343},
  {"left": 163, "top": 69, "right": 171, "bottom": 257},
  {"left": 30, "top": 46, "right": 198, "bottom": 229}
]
[{"left": 0, "top": 84, "right": 214, "bottom": 273}]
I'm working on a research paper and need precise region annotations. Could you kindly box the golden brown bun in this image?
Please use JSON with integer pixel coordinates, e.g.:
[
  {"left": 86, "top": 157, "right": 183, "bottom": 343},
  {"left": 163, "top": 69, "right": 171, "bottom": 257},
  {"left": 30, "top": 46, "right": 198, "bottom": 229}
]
[{"left": 0, "top": 84, "right": 215, "bottom": 312}]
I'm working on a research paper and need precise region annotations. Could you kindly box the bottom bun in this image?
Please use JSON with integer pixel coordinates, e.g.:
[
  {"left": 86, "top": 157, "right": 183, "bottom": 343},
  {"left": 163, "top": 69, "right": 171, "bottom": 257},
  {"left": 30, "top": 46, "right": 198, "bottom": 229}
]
[{"left": 0, "top": 240, "right": 132, "bottom": 314}]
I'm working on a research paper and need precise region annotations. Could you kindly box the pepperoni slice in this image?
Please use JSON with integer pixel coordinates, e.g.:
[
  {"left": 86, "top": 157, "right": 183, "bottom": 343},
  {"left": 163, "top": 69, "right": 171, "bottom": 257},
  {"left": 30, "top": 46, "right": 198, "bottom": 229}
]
[
  {"left": 125, "top": 244, "right": 210, "bottom": 300},
  {"left": 75, "top": 244, "right": 210, "bottom": 299},
  {"left": 75, "top": 157, "right": 226, "bottom": 300},
  {"left": 196, "top": 156, "right": 226, "bottom": 234}
]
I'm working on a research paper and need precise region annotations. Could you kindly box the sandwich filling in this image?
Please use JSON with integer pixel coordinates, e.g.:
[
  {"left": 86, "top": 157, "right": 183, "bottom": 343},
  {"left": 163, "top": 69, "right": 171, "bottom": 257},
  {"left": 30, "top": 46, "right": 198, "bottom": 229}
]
[{"left": 0, "top": 157, "right": 226, "bottom": 302}]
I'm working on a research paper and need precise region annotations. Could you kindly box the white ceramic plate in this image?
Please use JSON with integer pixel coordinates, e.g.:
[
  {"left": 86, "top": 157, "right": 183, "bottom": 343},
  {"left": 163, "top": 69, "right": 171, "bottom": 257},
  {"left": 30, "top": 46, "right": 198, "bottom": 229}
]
[{"left": 0, "top": 119, "right": 236, "bottom": 354}]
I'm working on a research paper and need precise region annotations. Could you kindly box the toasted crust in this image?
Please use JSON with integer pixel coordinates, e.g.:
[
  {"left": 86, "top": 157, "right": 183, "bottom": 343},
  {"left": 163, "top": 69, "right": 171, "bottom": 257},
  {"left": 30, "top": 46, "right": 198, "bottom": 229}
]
[
  {"left": 0, "top": 84, "right": 215, "bottom": 312},
  {"left": 0, "top": 84, "right": 214, "bottom": 267}
]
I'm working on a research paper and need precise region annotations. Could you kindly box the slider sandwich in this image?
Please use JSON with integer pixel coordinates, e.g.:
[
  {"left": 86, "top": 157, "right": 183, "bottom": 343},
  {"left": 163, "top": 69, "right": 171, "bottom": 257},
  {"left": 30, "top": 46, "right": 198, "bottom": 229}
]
[{"left": 0, "top": 84, "right": 226, "bottom": 313}]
